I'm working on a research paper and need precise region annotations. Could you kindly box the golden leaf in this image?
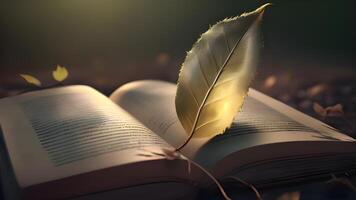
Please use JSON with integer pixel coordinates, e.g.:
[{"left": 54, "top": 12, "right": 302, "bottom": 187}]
[
  {"left": 19, "top": 74, "right": 42, "bottom": 87},
  {"left": 52, "top": 65, "right": 68, "bottom": 82},
  {"left": 175, "top": 4, "right": 270, "bottom": 139}
]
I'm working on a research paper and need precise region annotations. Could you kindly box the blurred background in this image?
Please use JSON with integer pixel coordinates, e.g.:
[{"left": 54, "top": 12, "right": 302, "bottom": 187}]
[
  {"left": 0, "top": 1, "right": 355, "bottom": 199},
  {"left": 0, "top": 0, "right": 355, "bottom": 129},
  {"left": 1, "top": 0, "right": 355, "bottom": 137}
]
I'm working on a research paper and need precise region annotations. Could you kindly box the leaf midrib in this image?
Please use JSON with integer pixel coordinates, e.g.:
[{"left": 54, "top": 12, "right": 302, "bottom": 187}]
[{"left": 189, "top": 14, "right": 259, "bottom": 133}]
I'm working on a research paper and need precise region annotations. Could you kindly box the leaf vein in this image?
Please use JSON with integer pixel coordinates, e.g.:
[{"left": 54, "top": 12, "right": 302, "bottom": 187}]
[
  {"left": 222, "top": 26, "right": 231, "bottom": 52},
  {"left": 183, "top": 81, "right": 200, "bottom": 108},
  {"left": 214, "top": 77, "right": 236, "bottom": 88},
  {"left": 196, "top": 55, "right": 210, "bottom": 88},
  {"left": 195, "top": 118, "right": 221, "bottom": 132},
  {"left": 189, "top": 16, "right": 258, "bottom": 135},
  {"left": 204, "top": 93, "right": 235, "bottom": 107},
  {"left": 206, "top": 42, "right": 220, "bottom": 72}
]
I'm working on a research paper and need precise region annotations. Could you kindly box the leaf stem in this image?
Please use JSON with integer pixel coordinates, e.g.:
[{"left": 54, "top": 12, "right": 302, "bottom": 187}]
[
  {"left": 189, "top": 159, "right": 232, "bottom": 200},
  {"left": 138, "top": 149, "right": 231, "bottom": 200}
]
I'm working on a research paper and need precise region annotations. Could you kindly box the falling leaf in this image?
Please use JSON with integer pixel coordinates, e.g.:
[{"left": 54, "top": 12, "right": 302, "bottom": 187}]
[
  {"left": 175, "top": 4, "right": 270, "bottom": 144},
  {"left": 264, "top": 75, "right": 277, "bottom": 88},
  {"left": 313, "top": 102, "right": 344, "bottom": 117},
  {"left": 277, "top": 191, "right": 300, "bottom": 200},
  {"left": 52, "top": 65, "right": 69, "bottom": 82},
  {"left": 19, "top": 74, "right": 42, "bottom": 87}
]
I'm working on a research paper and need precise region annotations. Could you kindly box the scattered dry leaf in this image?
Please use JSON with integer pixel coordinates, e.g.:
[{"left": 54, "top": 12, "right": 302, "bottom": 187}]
[
  {"left": 313, "top": 102, "right": 344, "bottom": 117},
  {"left": 19, "top": 74, "right": 42, "bottom": 87},
  {"left": 313, "top": 102, "right": 327, "bottom": 117},
  {"left": 52, "top": 65, "right": 69, "bottom": 82},
  {"left": 325, "top": 104, "right": 344, "bottom": 117},
  {"left": 277, "top": 191, "right": 300, "bottom": 200},
  {"left": 264, "top": 75, "right": 277, "bottom": 88},
  {"left": 307, "top": 84, "right": 328, "bottom": 97}
]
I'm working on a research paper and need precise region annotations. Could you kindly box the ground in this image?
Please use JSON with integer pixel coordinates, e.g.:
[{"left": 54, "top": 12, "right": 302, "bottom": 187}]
[{"left": 0, "top": 58, "right": 355, "bottom": 200}]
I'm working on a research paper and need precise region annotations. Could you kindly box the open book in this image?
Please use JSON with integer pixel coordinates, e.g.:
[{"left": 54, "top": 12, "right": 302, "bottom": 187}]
[{"left": 0, "top": 80, "right": 355, "bottom": 200}]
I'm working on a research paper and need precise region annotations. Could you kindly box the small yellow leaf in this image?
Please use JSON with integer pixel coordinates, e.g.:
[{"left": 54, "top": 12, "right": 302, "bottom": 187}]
[
  {"left": 20, "top": 74, "right": 42, "bottom": 87},
  {"left": 52, "top": 65, "right": 68, "bottom": 82}
]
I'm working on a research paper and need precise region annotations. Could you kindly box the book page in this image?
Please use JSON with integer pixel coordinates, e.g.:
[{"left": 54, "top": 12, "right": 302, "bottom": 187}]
[
  {"left": 0, "top": 85, "right": 170, "bottom": 188},
  {"left": 111, "top": 80, "right": 355, "bottom": 168},
  {"left": 110, "top": 80, "right": 188, "bottom": 148}
]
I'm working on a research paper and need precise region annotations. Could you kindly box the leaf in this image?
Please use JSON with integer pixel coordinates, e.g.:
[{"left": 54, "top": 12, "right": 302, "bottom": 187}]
[
  {"left": 325, "top": 103, "right": 344, "bottom": 117},
  {"left": 52, "top": 65, "right": 68, "bottom": 82},
  {"left": 313, "top": 102, "right": 327, "bottom": 117},
  {"left": 264, "top": 75, "right": 277, "bottom": 88},
  {"left": 19, "top": 74, "right": 42, "bottom": 87},
  {"left": 313, "top": 102, "right": 344, "bottom": 117},
  {"left": 306, "top": 84, "right": 328, "bottom": 97},
  {"left": 175, "top": 4, "right": 270, "bottom": 138}
]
